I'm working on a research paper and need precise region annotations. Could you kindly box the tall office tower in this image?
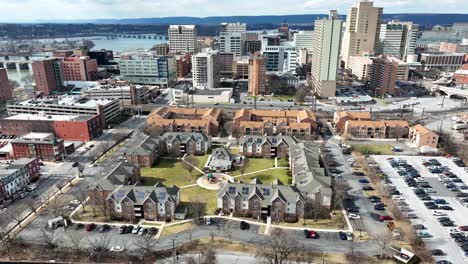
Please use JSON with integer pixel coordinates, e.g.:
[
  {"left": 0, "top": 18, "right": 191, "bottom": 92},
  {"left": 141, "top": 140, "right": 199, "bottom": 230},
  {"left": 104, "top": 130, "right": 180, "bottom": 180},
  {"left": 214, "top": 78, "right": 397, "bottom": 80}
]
[
  {"left": 191, "top": 49, "right": 220, "bottom": 90},
  {"left": 261, "top": 38, "right": 297, "bottom": 73},
  {"left": 220, "top": 23, "right": 246, "bottom": 56},
  {"left": 341, "top": 0, "right": 383, "bottom": 68},
  {"left": 311, "top": 10, "right": 343, "bottom": 98},
  {"left": 294, "top": 31, "right": 314, "bottom": 51},
  {"left": 379, "top": 21, "right": 419, "bottom": 59},
  {"left": 32, "top": 58, "right": 64, "bottom": 95},
  {"left": 119, "top": 53, "right": 176, "bottom": 86},
  {"left": 248, "top": 52, "right": 266, "bottom": 96},
  {"left": 155, "top": 43, "right": 170, "bottom": 56},
  {"left": 0, "top": 68, "right": 12, "bottom": 102},
  {"left": 168, "top": 25, "right": 197, "bottom": 54},
  {"left": 369, "top": 56, "right": 398, "bottom": 95}
]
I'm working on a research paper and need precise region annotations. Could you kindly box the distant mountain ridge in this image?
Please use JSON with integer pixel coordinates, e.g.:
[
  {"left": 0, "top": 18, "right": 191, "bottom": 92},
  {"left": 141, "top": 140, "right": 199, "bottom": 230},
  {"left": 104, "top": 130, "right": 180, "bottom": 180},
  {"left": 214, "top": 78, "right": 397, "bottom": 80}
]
[{"left": 36, "top": 14, "right": 468, "bottom": 27}]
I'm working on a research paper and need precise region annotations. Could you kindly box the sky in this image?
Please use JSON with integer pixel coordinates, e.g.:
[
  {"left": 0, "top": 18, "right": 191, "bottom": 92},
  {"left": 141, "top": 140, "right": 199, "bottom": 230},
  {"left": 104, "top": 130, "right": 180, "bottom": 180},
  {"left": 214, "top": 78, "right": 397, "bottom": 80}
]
[{"left": 1, "top": 0, "right": 467, "bottom": 22}]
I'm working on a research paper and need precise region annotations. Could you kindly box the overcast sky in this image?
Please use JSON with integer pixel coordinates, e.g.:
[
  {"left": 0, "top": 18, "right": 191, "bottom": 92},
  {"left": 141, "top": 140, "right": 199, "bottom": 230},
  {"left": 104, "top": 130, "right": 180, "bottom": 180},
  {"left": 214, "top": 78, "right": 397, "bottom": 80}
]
[{"left": 1, "top": 0, "right": 467, "bottom": 22}]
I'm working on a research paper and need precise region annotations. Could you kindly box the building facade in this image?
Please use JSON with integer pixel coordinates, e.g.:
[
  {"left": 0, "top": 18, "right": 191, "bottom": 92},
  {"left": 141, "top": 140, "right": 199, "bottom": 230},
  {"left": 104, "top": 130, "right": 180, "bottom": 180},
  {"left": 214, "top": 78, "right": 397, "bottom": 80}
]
[
  {"left": 248, "top": 53, "right": 267, "bottom": 96},
  {"left": 168, "top": 25, "right": 197, "bottom": 54},
  {"left": 239, "top": 135, "right": 297, "bottom": 159},
  {"left": 220, "top": 23, "right": 246, "bottom": 56},
  {"left": 348, "top": 56, "right": 373, "bottom": 80},
  {"left": 0, "top": 158, "right": 40, "bottom": 203},
  {"left": 420, "top": 53, "right": 466, "bottom": 71},
  {"left": 261, "top": 40, "right": 297, "bottom": 73},
  {"left": 32, "top": 58, "right": 63, "bottom": 95},
  {"left": 192, "top": 49, "right": 220, "bottom": 90},
  {"left": 160, "top": 132, "right": 211, "bottom": 157},
  {"left": 119, "top": 53, "right": 176, "bottom": 87},
  {"left": 343, "top": 120, "right": 409, "bottom": 139},
  {"left": 333, "top": 111, "right": 372, "bottom": 134},
  {"left": 0, "top": 68, "right": 12, "bottom": 102},
  {"left": 61, "top": 56, "right": 98, "bottom": 81},
  {"left": 408, "top": 125, "right": 439, "bottom": 148},
  {"left": 369, "top": 56, "right": 398, "bottom": 95},
  {"left": 341, "top": 0, "right": 383, "bottom": 68},
  {"left": 11, "top": 132, "right": 65, "bottom": 161},
  {"left": 125, "top": 136, "right": 161, "bottom": 168},
  {"left": 311, "top": 10, "right": 343, "bottom": 98}
]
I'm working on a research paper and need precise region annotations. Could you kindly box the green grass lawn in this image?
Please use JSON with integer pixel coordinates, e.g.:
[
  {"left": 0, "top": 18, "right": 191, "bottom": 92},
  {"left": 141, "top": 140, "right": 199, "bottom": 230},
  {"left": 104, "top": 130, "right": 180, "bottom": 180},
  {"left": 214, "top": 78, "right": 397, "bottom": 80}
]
[
  {"left": 141, "top": 159, "right": 203, "bottom": 187},
  {"left": 237, "top": 168, "right": 291, "bottom": 184},
  {"left": 350, "top": 143, "right": 394, "bottom": 155},
  {"left": 276, "top": 158, "right": 289, "bottom": 168},
  {"left": 231, "top": 158, "right": 275, "bottom": 176},
  {"left": 180, "top": 186, "right": 218, "bottom": 215},
  {"left": 193, "top": 154, "right": 210, "bottom": 170}
]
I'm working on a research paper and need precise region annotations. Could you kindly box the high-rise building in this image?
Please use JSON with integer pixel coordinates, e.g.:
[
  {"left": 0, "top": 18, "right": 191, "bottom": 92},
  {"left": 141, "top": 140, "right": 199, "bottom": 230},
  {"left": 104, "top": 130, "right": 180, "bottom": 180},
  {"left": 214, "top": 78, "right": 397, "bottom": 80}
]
[
  {"left": 311, "top": 10, "right": 343, "bottom": 98},
  {"left": 119, "top": 52, "right": 176, "bottom": 86},
  {"left": 219, "top": 53, "right": 235, "bottom": 78},
  {"left": 294, "top": 31, "right": 314, "bottom": 51},
  {"left": 192, "top": 49, "right": 220, "bottom": 90},
  {"left": 348, "top": 56, "right": 373, "bottom": 81},
  {"left": 61, "top": 56, "right": 98, "bottom": 81},
  {"left": 379, "top": 21, "right": 419, "bottom": 59},
  {"left": 175, "top": 53, "right": 191, "bottom": 79},
  {"left": 369, "top": 56, "right": 398, "bottom": 95},
  {"left": 220, "top": 23, "right": 246, "bottom": 56},
  {"left": 234, "top": 57, "right": 249, "bottom": 80},
  {"left": 248, "top": 53, "right": 266, "bottom": 96},
  {"left": 0, "top": 68, "right": 12, "bottom": 102},
  {"left": 168, "top": 25, "right": 197, "bottom": 54},
  {"left": 32, "top": 58, "right": 63, "bottom": 95},
  {"left": 341, "top": 1, "right": 383, "bottom": 68},
  {"left": 279, "top": 22, "right": 290, "bottom": 40}
]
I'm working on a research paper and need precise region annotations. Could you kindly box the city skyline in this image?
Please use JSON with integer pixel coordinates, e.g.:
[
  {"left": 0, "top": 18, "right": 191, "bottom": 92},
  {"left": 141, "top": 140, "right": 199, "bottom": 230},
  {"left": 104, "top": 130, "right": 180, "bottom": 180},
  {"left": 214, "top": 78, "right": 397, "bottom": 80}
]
[{"left": 1, "top": 0, "right": 468, "bottom": 22}]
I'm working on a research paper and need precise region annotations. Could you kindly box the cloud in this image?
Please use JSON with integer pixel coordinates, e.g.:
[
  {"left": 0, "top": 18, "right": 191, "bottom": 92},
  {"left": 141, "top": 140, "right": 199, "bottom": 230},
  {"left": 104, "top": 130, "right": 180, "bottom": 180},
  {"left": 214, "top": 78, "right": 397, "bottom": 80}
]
[{"left": 0, "top": 0, "right": 467, "bottom": 22}]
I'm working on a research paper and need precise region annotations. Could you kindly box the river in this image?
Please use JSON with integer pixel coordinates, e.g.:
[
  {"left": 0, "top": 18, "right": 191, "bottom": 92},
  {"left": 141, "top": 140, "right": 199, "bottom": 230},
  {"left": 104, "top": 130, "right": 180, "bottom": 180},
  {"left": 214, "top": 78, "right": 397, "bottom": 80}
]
[{"left": 5, "top": 36, "right": 167, "bottom": 86}]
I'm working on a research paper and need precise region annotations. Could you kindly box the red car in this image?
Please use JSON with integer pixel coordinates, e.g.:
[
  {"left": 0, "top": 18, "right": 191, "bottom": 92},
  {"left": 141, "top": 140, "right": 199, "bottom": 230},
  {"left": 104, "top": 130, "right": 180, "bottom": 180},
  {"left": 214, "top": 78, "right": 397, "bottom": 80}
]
[
  {"left": 309, "top": 230, "right": 317, "bottom": 239},
  {"left": 379, "top": 215, "right": 393, "bottom": 222},
  {"left": 459, "top": 226, "right": 468, "bottom": 231},
  {"left": 85, "top": 223, "right": 96, "bottom": 232}
]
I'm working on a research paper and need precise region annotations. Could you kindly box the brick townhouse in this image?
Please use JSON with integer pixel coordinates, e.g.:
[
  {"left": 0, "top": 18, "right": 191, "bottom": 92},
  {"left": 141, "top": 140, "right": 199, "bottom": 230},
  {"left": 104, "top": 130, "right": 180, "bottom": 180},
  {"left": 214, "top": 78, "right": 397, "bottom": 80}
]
[
  {"left": 217, "top": 178, "right": 305, "bottom": 222},
  {"left": 125, "top": 136, "right": 161, "bottom": 168},
  {"left": 11, "top": 132, "right": 65, "bottom": 161},
  {"left": 0, "top": 158, "right": 40, "bottom": 203},
  {"left": 160, "top": 132, "right": 211, "bottom": 157},
  {"left": 233, "top": 109, "right": 317, "bottom": 139},
  {"left": 333, "top": 111, "right": 372, "bottom": 134},
  {"left": 409, "top": 125, "right": 439, "bottom": 148},
  {"left": 239, "top": 135, "right": 297, "bottom": 158},
  {"left": 106, "top": 183, "right": 180, "bottom": 222},
  {"left": 147, "top": 107, "right": 222, "bottom": 136},
  {"left": 343, "top": 120, "right": 409, "bottom": 139}
]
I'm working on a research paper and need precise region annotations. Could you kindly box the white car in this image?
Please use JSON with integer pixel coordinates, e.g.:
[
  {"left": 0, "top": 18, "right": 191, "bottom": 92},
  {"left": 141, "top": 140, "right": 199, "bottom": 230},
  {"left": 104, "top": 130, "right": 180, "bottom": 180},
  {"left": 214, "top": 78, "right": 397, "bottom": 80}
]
[
  {"left": 205, "top": 217, "right": 212, "bottom": 225},
  {"left": 348, "top": 214, "right": 360, "bottom": 219},
  {"left": 431, "top": 211, "right": 446, "bottom": 216},
  {"left": 19, "top": 192, "right": 30, "bottom": 199},
  {"left": 110, "top": 246, "right": 125, "bottom": 252},
  {"left": 346, "top": 232, "right": 353, "bottom": 241},
  {"left": 392, "top": 196, "right": 405, "bottom": 201},
  {"left": 69, "top": 200, "right": 81, "bottom": 206}
]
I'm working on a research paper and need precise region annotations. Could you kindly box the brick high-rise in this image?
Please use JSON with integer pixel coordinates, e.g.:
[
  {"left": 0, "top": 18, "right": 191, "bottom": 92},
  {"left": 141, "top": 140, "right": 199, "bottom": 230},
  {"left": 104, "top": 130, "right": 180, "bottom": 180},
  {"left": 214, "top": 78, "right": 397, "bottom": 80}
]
[
  {"left": 61, "top": 56, "right": 98, "bottom": 81},
  {"left": 248, "top": 52, "right": 266, "bottom": 96},
  {"left": 32, "top": 58, "right": 63, "bottom": 95},
  {"left": 0, "top": 68, "right": 12, "bottom": 102},
  {"left": 369, "top": 56, "right": 398, "bottom": 95}
]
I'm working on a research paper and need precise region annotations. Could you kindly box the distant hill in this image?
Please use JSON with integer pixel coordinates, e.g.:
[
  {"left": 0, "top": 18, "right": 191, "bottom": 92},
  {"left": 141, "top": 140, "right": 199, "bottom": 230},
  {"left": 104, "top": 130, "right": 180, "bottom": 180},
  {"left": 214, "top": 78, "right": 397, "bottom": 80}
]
[{"left": 37, "top": 14, "right": 468, "bottom": 28}]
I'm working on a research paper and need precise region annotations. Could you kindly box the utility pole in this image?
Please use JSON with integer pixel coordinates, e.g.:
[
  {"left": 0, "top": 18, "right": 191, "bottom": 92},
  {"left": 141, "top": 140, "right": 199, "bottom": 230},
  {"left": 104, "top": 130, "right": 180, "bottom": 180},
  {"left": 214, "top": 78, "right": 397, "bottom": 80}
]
[
  {"left": 441, "top": 96, "right": 446, "bottom": 108},
  {"left": 172, "top": 239, "right": 176, "bottom": 263},
  {"left": 438, "top": 110, "right": 447, "bottom": 133},
  {"left": 421, "top": 107, "right": 425, "bottom": 120}
]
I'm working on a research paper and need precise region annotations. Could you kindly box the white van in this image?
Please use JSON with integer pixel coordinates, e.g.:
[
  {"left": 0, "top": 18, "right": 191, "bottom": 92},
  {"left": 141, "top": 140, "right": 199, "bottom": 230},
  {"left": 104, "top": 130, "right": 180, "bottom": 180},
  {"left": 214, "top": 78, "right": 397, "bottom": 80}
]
[
  {"left": 453, "top": 124, "right": 467, "bottom": 130},
  {"left": 26, "top": 183, "right": 39, "bottom": 191}
]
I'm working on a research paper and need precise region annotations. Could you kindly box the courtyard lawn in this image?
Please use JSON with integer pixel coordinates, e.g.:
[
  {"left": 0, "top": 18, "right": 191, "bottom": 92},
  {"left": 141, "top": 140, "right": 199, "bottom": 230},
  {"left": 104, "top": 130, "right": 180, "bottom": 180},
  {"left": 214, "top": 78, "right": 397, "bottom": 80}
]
[
  {"left": 349, "top": 143, "right": 394, "bottom": 155},
  {"left": 237, "top": 168, "right": 291, "bottom": 184},
  {"left": 180, "top": 186, "right": 218, "bottom": 215},
  {"left": 278, "top": 210, "right": 347, "bottom": 229},
  {"left": 276, "top": 158, "right": 289, "bottom": 168},
  {"left": 192, "top": 154, "right": 210, "bottom": 171},
  {"left": 161, "top": 222, "right": 195, "bottom": 237},
  {"left": 141, "top": 159, "right": 203, "bottom": 187},
  {"left": 231, "top": 158, "right": 275, "bottom": 176}
]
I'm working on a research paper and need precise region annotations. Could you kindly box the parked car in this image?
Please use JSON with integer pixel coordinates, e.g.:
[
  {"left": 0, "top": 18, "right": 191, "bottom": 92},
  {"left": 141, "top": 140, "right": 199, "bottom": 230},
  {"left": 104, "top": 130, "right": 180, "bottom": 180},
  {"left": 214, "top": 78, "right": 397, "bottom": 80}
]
[
  {"left": 85, "top": 223, "right": 96, "bottom": 232},
  {"left": 348, "top": 213, "right": 360, "bottom": 219},
  {"left": 434, "top": 199, "right": 447, "bottom": 204},
  {"left": 346, "top": 232, "right": 353, "bottom": 241},
  {"left": 125, "top": 225, "right": 134, "bottom": 234},
  {"left": 413, "top": 224, "right": 425, "bottom": 230},
  {"left": 346, "top": 207, "right": 359, "bottom": 213},
  {"left": 432, "top": 211, "right": 446, "bottom": 216},
  {"left": 119, "top": 225, "right": 127, "bottom": 234},
  {"left": 431, "top": 249, "right": 444, "bottom": 256},
  {"left": 459, "top": 226, "right": 468, "bottom": 231},
  {"left": 338, "top": 231, "right": 347, "bottom": 240},
  {"left": 416, "top": 231, "right": 432, "bottom": 238},
  {"left": 132, "top": 226, "right": 140, "bottom": 235},
  {"left": 439, "top": 206, "right": 454, "bottom": 211},
  {"left": 379, "top": 215, "right": 393, "bottom": 222},
  {"left": 304, "top": 230, "right": 317, "bottom": 239},
  {"left": 240, "top": 221, "right": 250, "bottom": 230},
  {"left": 19, "top": 192, "right": 30, "bottom": 199},
  {"left": 358, "top": 179, "right": 369, "bottom": 184},
  {"left": 110, "top": 246, "right": 125, "bottom": 252},
  {"left": 138, "top": 228, "right": 146, "bottom": 236},
  {"left": 374, "top": 204, "right": 385, "bottom": 211},
  {"left": 362, "top": 186, "right": 374, "bottom": 191}
]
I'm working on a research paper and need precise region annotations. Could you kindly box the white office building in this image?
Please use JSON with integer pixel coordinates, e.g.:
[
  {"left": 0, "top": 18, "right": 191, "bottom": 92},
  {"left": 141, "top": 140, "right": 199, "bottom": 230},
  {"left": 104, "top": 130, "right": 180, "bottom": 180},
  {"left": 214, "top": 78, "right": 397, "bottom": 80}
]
[
  {"left": 348, "top": 56, "right": 373, "bottom": 81},
  {"left": 119, "top": 52, "right": 176, "bottom": 87},
  {"left": 220, "top": 23, "right": 246, "bottom": 56},
  {"left": 311, "top": 10, "right": 343, "bottom": 98},
  {"left": 168, "top": 25, "right": 197, "bottom": 54},
  {"left": 294, "top": 31, "right": 314, "bottom": 51},
  {"left": 192, "top": 49, "right": 220, "bottom": 90},
  {"left": 261, "top": 40, "right": 297, "bottom": 73},
  {"left": 379, "top": 21, "right": 419, "bottom": 59}
]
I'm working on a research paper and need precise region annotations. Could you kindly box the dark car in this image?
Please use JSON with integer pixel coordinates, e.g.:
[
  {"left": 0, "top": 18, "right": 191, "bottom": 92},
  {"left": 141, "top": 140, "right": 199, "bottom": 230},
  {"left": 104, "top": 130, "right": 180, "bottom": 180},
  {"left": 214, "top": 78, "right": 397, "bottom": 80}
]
[
  {"left": 125, "top": 225, "right": 134, "bottom": 233},
  {"left": 353, "top": 172, "right": 365, "bottom": 176},
  {"left": 426, "top": 204, "right": 438, "bottom": 209},
  {"left": 346, "top": 207, "right": 359, "bottom": 213},
  {"left": 441, "top": 221, "right": 455, "bottom": 227},
  {"left": 434, "top": 199, "right": 447, "bottom": 204},
  {"left": 362, "top": 186, "right": 374, "bottom": 191},
  {"left": 450, "top": 233, "right": 464, "bottom": 238},
  {"left": 359, "top": 179, "right": 369, "bottom": 184},
  {"left": 435, "top": 260, "right": 452, "bottom": 264},
  {"left": 374, "top": 204, "right": 385, "bottom": 211},
  {"left": 119, "top": 225, "right": 127, "bottom": 234},
  {"left": 431, "top": 249, "right": 444, "bottom": 256},
  {"left": 413, "top": 224, "right": 425, "bottom": 230},
  {"left": 439, "top": 206, "right": 454, "bottom": 211},
  {"left": 459, "top": 226, "right": 468, "bottom": 231},
  {"left": 101, "top": 224, "right": 111, "bottom": 232},
  {"left": 338, "top": 231, "right": 347, "bottom": 240},
  {"left": 240, "top": 221, "right": 250, "bottom": 230},
  {"left": 75, "top": 223, "right": 84, "bottom": 230},
  {"left": 85, "top": 223, "right": 96, "bottom": 232}
]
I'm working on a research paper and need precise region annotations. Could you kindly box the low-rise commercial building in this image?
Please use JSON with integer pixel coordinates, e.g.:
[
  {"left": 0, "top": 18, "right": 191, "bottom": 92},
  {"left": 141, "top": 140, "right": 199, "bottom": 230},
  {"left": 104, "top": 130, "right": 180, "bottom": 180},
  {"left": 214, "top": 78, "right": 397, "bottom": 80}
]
[
  {"left": 82, "top": 84, "right": 150, "bottom": 105},
  {"left": 147, "top": 107, "right": 222, "bottom": 136},
  {"left": 0, "top": 158, "right": 40, "bottom": 203},
  {"left": 172, "top": 87, "right": 232, "bottom": 105},
  {"left": 119, "top": 53, "right": 176, "bottom": 87},
  {"left": 408, "top": 125, "right": 439, "bottom": 148},
  {"left": 420, "top": 53, "right": 466, "bottom": 71},
  {"left": 7, "top": 96, "right": 121, "bottom": 125},
  {"left": 11, "top": 132, "right": 65, "bottom": 161},
  {"left": 0, "top": 113, "right": 102, "bottom": 141}
]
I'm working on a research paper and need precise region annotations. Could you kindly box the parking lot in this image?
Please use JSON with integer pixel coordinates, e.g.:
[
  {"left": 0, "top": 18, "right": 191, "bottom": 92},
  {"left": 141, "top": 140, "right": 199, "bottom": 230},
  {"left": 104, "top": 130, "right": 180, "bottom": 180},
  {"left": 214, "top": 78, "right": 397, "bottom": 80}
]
[{"left": 373, "top": 155, "right": 468, "bottom": 264}]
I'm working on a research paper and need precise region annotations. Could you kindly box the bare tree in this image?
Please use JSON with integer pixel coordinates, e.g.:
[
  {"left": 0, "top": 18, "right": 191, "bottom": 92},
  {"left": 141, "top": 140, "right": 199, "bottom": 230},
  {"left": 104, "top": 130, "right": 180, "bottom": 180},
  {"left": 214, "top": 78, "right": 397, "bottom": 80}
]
[
  {"left": 189, "top": 196, "right": 206, "bottom": 224},
  {"left": 66, "top": 232, "right": 84, "bottom": 254},
  {"left": 133, "top": 235, "right": 159, "bottom": 259},
  {"left": 72, "top": 185, "right": 89, "bottom": 213},
  {"left": 239, "top": 158, "right": 249, "bottom": 175},
  {"left": 55, "top": 179, "right": 69, "bottom": 194},
  {"left": 47, "top": 197, "right": 66, "bottom": 218},
  {"left": 294, "top": 86, "right": 309, "bottom": 104},
  {"left": 372, "top": 232, "right": 392, "bottom": 258},
  {"left": 111, "top": 132, "right": 126, "bottom": 143},
  {"left": 27, "top": 199, "right": 41, "bottom": 215},
  {"left": 202, "top": 249, "right": 217, "bottom": 264},
  {"left": 88, "top": 233, "right": 111, "bottom": 260},
  {"left": 256, "top": 230, "right": 301, "bottom": 264},
  {"left": 7, "top": 205, "right": 28, "bottom": 228},
  {"left": 223, "top": 221, "right": 235, "bottom": 244},
  {"left": 41, "top": 228, "right": 58, "bottom": 250}
]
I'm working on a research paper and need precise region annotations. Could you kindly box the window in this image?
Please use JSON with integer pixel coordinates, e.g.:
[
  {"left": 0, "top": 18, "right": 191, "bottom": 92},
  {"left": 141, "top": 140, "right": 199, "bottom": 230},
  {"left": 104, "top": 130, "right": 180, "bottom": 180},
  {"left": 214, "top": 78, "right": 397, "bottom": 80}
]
[{"left": 242, "top": 187, "right": 249, "bottom": 195}]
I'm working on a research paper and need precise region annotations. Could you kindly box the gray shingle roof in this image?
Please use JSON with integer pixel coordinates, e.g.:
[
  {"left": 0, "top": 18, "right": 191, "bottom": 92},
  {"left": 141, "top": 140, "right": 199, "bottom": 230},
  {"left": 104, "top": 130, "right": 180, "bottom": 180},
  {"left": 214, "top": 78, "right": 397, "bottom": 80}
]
[
  {"left": 107, "top": 183, "right": 179, "bottom": 205},
  {"left": 240, "top": 135, "right": 297, "bottom": 147},
  {"left": 161, "top": 132, "right": 209, "bottom": 144},
  {"left": 127, "top": 136, "right": 160, "bottom": 156}
]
